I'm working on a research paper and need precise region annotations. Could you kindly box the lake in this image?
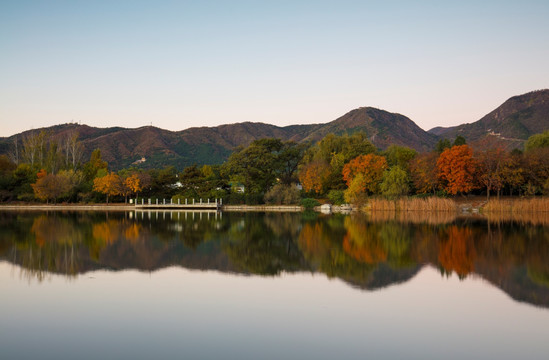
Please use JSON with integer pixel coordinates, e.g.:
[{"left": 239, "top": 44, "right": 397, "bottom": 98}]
[{"left": 1, "top": 210, "right": 548, "bottom": 359}]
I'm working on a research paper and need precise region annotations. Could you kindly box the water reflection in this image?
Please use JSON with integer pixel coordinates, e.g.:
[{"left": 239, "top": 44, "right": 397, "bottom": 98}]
[{"left": 1, "top": 210, "right": 549, "bottom": 308}]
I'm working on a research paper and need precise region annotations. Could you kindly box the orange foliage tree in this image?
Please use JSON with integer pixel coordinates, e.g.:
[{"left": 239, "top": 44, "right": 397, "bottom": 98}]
[
  {"left": 342, "top": 154, "right": 388, "bottom": 194},
  {"left": 436, "top": 145, "right": 477, "bottom": 195},
  {"left": 93, "top": 172, "right": 122, "bottom": 204},
  {"left": 299, "top": 161, "right": 331, "bottom": 194},
  {"left": 32, "top": 171, "right": 71, "bottom": 203}
]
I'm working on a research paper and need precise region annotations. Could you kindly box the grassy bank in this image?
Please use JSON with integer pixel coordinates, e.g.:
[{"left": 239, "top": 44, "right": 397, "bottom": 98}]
[{"left": 365, "top": 197, "right": 457, "bottom": 212}]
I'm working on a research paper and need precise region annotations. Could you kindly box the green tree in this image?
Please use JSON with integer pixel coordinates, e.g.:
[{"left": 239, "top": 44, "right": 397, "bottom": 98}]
[
  {"left": 222, "top": 138, "right": 284, "bottom": 201},
  {"left": 435, "top": 139, "right": 452, "bottom": 154},
  {"left": 380, "top": 166, "right": 410, "bottom": 198},
  {"left": 83, "top": 149, "right": 108, "bottom": 181},
  {"left": 383, "top": 145, "right": 417, "bottom": 169},
  {"left": 525, "top": 130, "right": 549, "bottom": 152},
  {"left": 453, "top": 135, "right": 466, "bottom": 146}
]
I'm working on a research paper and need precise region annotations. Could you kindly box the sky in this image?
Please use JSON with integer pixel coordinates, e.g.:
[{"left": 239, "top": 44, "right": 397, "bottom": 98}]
[{"left": 1, "top": 0, "right": 548, "bottom": 137}]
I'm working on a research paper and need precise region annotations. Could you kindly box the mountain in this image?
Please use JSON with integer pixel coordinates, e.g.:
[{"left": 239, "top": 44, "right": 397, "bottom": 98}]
[
  {"left": 0, "top": 107, "right": 436, "bottom": 170},
  {"left": 2, "top": 90, "right": 548, "bottom": 170},
  {"left": 302, "top": 107, "right": 438, "bottom": 150},
  {"left": 428, "top": 89, "right": 549, "bottom": 149}
]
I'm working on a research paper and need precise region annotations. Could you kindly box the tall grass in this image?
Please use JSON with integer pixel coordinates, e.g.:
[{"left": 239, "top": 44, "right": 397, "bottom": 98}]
[
  {"left": 366, "top": 197, "right": 457, "bottom": 213},
  {"left": 484, "top": 198, "right": 549, "bottom": 213}
]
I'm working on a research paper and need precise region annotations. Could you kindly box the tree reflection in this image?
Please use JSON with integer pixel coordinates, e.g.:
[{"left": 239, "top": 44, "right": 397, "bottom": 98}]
[
  {"left": 1, "top": 211, "right": 549, "bottom": 308},
  {"left": 437, "top": 226, "right": 476, "bottom": 278}
]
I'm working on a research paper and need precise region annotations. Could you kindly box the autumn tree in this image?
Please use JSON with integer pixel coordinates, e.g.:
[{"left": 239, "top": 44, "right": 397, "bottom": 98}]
[
  {"left": 437, "top": 145, "right": 477, "bottom": 195},
  {"left": 93, "top": 172, "right": 122, "bottom": 204},
  {"left": 409, "top": 152, "right": 439, "bottom": 194},
  {"left": 342, "top": 154, "right": 388, "bottom": 194},
  {"left": 344, "top": 173, "right": 367, "bottom": 204},
  {"left": 119, "top": 173, "right": 143, "bottom": 204},
  {"left": 476, "top": 148, "right": 506, "bottom": 199},
  {"left": 32, "top": 172, "right": 72, "bottom": 204},
  {"left": 300, "top": 132, "right": 376, "bottom": 191},
  {"left": 499, "top": 150, "right": 524, "bottom": 196},
  {"left": 299, "top": 161, "right": 331, "bottom": 194}
]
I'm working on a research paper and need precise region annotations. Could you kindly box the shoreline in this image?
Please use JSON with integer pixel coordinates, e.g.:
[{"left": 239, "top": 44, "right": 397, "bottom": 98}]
[{"left": 0, "top": 204, "right": 304, "bottom": 212}]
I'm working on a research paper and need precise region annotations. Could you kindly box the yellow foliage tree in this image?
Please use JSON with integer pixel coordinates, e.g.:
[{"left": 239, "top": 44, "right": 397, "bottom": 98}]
[{"left": 93, "top": 172, "right": 122, "bottom": 204}]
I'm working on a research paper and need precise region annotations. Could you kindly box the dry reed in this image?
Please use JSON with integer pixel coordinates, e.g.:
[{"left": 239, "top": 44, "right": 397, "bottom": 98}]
[{"left": 367, "top": 197, "right": 457, "bottom": 213}]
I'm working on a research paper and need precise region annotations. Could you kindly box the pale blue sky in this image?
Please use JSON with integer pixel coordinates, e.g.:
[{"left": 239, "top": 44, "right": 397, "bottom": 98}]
[{"left": 1, "top": 0, "right": 548, "bottom": 136}]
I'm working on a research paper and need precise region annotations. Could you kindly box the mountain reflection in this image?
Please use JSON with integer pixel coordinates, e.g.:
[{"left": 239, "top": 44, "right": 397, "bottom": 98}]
[{"left": 1, "top": 210, "right": 549, "bottom": 308}]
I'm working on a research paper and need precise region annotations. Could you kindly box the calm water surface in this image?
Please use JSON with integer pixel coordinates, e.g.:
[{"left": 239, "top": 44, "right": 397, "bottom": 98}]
[{"left": 1, "top": 210, "right": 548, "bottom": 359}]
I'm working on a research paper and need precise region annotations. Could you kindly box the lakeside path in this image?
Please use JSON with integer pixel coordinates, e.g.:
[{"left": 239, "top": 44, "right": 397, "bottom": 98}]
[
  {"left": 0, "top": 204, "right": 303, "bottom": 212},
  {"left": 0, "top": 204, "right": 135, "bottom": 211}
]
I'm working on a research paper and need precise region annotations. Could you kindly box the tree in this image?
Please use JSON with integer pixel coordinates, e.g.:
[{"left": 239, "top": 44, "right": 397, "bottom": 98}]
[
  {"left": 21, "top": 130, "right": 47, "bottom": 167},
  {"left": 0, "top": 155, "right": 16, "bottom": 201},
  {"left": 437, "top": 145, "right": 477, "bottom": 195},
  {"left": 264, "top": 184, "right": 300, "bottom": 205},
  {"left": 119, "top": 173, "right": 143, "bottom": 204},
  {"left": 278, "top": 142, "right": 308, "bottom": 185},
  {"left": 299, "top": 161, "right": 331, "bottom": 194},
  {"left": 525, "top": 130, "right": 549, "bottom": 152},
  {"left": 84, "top": 149, "right": 108, "bottom": 181},
  {"left": 383, "top": 145, "right": 417, "bottom": 169},
  {"left": 435, "top": 139, "right": 452, "bottom": 154},
  {"left": 342, "top": 154, "right": 388, "bottom": 194},
  {"left": 344, "top": 173, "right": 367, "bottom": 204},
  {"left": 63, "top": 130, "right": 84, "bottom": 170},
  {"left": 93, "top": 173, "right": 122, "bottom": 204},
  {"left": 380, "top": 166, "right": 410, "bottom": 198},
  {"left": 499, "top": 151, "right": 524, "bottom": 196},
  {"left": 222, "top": 138, "right": 284, "bottom": 200},
  {"left": 409, "top": 152, "right": 439, "bottom": 194},
  {"left": 148, "top": 166, "right": 178, "bottom": 198},
  {"left": 299, "top": 132, "right": 376, "bottom": 192},
  {"left": 453, "top": 135, "right": 466, "bottom": 146},
  {"left": 32, "top": 172, "right": 71, "bottom": 203},
  {"left": 476, "top": 148, "right": 505, "bottom": 199}
]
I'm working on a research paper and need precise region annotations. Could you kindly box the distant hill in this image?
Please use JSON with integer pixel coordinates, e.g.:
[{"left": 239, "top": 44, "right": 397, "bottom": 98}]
[
  {"left": 0, "top": 107, "right": 437, "bottom": 170},
  {"left": 2, "top": 90, "right": 548, "bottom": 170},
  {"left": 302, "top": 107, "right": 438, "bottom": 151},
  {"left": 428, "top": 89, "right": 549, "bottom": 149}
]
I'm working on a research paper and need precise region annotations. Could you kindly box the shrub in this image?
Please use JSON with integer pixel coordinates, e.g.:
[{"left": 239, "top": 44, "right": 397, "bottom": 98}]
[
  {"left": 327, "top": 190, "right": 345, "bottom": 205},
  {"left": 264, "top": 184, "right": 300, "bottom": 205},
  {"left": 301, "top": 198, "right": 320, "bottom": 209}
]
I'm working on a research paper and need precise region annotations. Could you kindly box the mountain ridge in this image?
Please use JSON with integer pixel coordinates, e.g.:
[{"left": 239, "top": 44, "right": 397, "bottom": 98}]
[{"left": 1, "top": 89, "right": 548, "bottom": 170}]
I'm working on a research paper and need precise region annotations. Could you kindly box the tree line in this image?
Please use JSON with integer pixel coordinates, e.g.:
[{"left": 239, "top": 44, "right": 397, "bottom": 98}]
[{"left": 1, "top": 129, "right": 549, "bottom": 204}]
